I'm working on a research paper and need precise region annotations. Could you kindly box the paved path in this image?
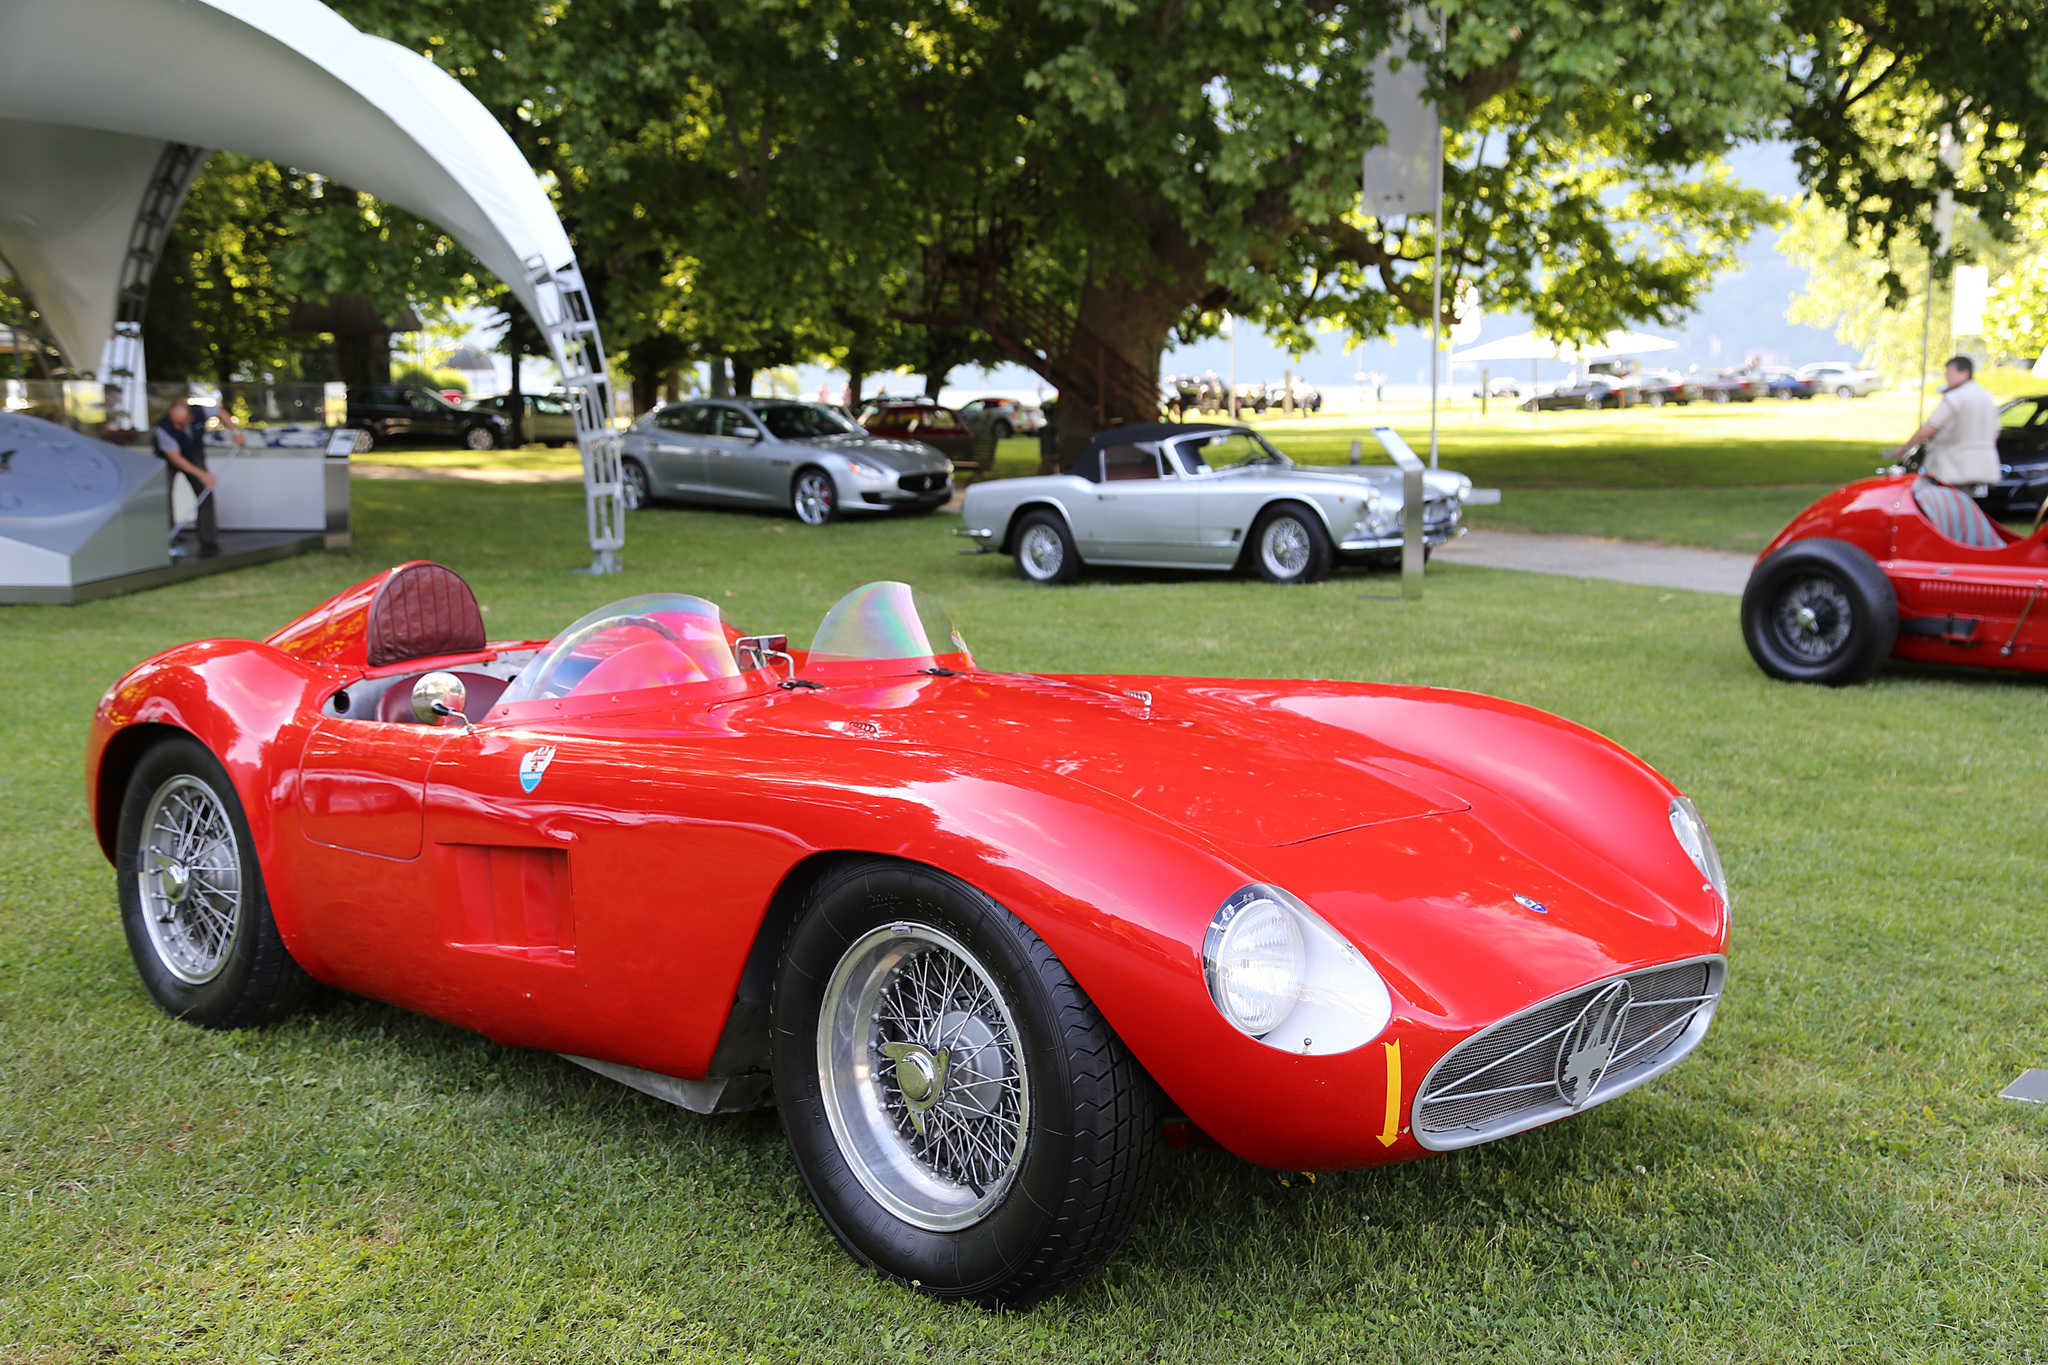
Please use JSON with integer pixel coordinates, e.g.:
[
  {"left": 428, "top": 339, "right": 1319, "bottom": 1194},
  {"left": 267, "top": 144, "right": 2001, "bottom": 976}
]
[
  {"left": 352, "top": 463, "right": 582, "bottom": 484},
  {"left": 1434, "top": 529, "right": 1752, "bottom": 596}
]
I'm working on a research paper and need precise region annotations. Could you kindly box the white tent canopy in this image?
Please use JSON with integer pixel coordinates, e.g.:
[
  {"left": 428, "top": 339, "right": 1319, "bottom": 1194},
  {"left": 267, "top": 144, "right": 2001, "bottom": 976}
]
[
  {"left": 0, "top": 0, "right": 623, "bottom": 572},
  {"left": 1450, "top": 329, "right": 1678, "bottom": 365}
]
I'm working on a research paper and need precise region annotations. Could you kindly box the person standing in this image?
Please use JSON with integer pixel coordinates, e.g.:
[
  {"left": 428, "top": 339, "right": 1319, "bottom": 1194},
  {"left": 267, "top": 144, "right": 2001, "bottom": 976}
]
[
  {"left": 153, "top": 398, "right": 241, "bottom": 557},
  {"left": 1893, "top": 356, "right": 2001, "bottom": 491}
]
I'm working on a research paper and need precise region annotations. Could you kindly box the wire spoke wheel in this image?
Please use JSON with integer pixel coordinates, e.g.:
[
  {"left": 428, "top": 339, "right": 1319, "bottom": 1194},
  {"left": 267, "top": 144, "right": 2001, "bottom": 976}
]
[
  {"left": 794, "top": 470, "right": 836, "bottom": 524},
  {"left": 138, "top": 775, "right": 243, "bottom": 984},
  {"left": 1770, "top": 573, "right": 1853, "bottom": 662},
  {"left": 1019, "top": 524, "right": 1064, "bottom": 579},
  {"left": 818, "top": 923, "right": 1030, "bottom": 1231},
  {"left": 1260, "top": 515, "right": 1312, "bottom": 579}
]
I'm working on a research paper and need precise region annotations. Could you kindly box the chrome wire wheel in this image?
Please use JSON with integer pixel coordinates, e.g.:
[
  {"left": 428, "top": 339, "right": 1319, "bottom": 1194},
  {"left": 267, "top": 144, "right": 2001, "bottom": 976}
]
[
  {"left": 1018, "top": 523, "right": 1065, "bottom": 580},
  {"left": 1259, "top": 514, "right": 1313, "bottom": 579},
  {"left": 817, "top": 923, "right": 1030, "bottom": 1232},
  {"left": 137, "top": 775, "right": 243, "bottom": 984},
  {"left": 794, "top": 469, "right": 836, "bottom": 525},
  {"left": 1771, "top": 573, "right": 1853, "bottom": 662}
]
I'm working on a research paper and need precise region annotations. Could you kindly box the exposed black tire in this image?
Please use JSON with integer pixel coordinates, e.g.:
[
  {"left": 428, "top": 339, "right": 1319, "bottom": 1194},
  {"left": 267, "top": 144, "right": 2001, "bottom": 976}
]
[
  {"left": 620, "top": 457, "right": 652, "bottom": 510},
  {"left": 772, "top": 858, "right": 1158, "bottom": 1307},
  {"left": 1012, "top": 509, "right": 1081, "bottom": 584},
  {"left": 1742, "top": 537, "right": 1898, "bottom": 685},
  {"left": 1249, "top": 502, "right": 1334, "bottom": 583},
  {"left": 116, "top": 735, "right": 318, "bottom": 1028}
]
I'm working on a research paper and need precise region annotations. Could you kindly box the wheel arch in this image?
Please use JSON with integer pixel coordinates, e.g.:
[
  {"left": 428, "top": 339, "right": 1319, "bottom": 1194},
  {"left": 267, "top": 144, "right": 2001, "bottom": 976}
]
[
  {"left": 92, "top": 721, "right": 193, "bottom": 861},
  {"left": 1233, "top": 496, "right": 1340, "bottom": 571},
  {"left": 998, "top": 499, "right": 1077, "bottom": 556}
]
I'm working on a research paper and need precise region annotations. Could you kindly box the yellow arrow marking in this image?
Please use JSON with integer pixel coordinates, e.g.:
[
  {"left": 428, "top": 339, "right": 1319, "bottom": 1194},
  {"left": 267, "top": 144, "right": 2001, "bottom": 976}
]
[{"left": 1378, "top": 1039, "right": 1402, "bottom": 1147}]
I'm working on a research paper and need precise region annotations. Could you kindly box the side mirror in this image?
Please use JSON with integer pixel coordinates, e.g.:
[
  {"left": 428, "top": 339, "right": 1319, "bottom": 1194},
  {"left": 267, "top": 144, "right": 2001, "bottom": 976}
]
[
  {"left": 731, "top": 424, "right": 762, "bottom": 441},
  {"left": 411, "top": 671, "right": 469, "bottom": 726}
]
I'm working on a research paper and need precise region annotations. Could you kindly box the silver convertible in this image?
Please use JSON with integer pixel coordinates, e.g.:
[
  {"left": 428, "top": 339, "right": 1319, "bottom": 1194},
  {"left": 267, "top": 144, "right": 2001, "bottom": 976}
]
[
  {"left": 618, "top": 399, "right": 956, "bottom": 523},
  {"left": 958, "top": 422, "right": 1472, "bottom": 584}
]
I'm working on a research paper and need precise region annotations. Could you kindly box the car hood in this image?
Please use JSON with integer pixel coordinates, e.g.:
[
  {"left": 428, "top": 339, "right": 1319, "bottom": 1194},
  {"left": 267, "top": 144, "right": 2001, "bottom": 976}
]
[
  {"left": 1215, "top": 466, "right": 1468, "bottom": 502},
  {"left": 798, "top": 433, "right": 953, "bottom": 472}
]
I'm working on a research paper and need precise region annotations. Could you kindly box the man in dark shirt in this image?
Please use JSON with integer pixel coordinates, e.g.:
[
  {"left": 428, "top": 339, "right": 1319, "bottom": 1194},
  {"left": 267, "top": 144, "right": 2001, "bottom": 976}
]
[{"left": 153, "top": 399, "right": 241, "bottom": 556}]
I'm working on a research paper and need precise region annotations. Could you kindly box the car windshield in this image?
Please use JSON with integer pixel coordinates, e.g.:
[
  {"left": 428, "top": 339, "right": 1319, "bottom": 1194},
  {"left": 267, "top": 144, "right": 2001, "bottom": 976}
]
[
  {"left": 499, "top": 594, "right": 767, "bottom": 706},
  {"left": 1175, "top": 430, "right": 1291, "bottom": 474},
  {"left": 757, "top": 403, "right": 860, "bottom": 440},
  {"left": 806, "top": 581, "right": 972, "bottom": 673}
]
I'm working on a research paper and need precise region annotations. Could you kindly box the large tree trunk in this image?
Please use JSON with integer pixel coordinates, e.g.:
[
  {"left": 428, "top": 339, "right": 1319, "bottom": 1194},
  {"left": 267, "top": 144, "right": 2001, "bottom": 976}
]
[
  {"left": 709, "top": 357, "right": 729, "bottom": 397},
  {"left": 731, "top": 361, "right": 756, "bottom": 397},
  {"left": 924, "top": 366, "right": 949, "bottom": 399}
]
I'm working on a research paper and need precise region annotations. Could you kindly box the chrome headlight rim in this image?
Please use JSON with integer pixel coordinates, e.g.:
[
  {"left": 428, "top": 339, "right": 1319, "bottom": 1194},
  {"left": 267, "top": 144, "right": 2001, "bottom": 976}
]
[
  {"left": 1201, "top": 883, "right": 1395, "bottom": 1055},
  {"left": 1668, "top": 796, "right": 1728, "bottom": 907}
]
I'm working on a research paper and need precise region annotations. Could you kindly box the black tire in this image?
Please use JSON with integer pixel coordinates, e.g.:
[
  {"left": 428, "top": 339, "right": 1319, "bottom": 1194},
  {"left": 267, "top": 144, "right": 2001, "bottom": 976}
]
[
  {"left": 771, "top": 858, "right": 1158, "bottom": 1307},
  {"left": 1710, "top": 390, "right": 1731, "bottom": 405},
  {"left": 1741, "top": 538, "right": 1898, "bottom": 685},
  {"left": 1248, "top": 502, "right": 1334, "bottom": 584},
  {"left": 620, "top": 457, "right": 651, "bottom": 510},
  {"left": 992, "top": 419, "right": 1014, "bottom": 441},
  {"left": 1012, "top": 509, "right": 1081, "bottom": 584},
  {"left": 463, "top": 423, "right": 500, "bottom": 451},
  {"left": 116, "top": 735, "right": 318, "bottom": 1028},
  {"left": 354, "top": 427, "right": 377, "bottom": 454},
  {"left": 792, "top": 466, "right": 838, "bottom": 525}
]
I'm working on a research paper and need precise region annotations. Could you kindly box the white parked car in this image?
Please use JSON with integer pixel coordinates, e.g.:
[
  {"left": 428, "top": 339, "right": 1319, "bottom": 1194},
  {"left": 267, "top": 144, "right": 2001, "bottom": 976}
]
[
  {"left": 1796, "top": 361, "right": 1882, "bottom": 398},
  {"left": 958, "top": 422, "right": 1471, "bottom": 585}
]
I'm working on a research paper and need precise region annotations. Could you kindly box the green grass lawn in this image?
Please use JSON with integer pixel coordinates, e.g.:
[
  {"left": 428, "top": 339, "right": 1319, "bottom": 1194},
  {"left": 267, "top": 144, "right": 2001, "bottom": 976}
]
[{"left": 3, "top": 482, "right": 2045, "bottom": 1362}]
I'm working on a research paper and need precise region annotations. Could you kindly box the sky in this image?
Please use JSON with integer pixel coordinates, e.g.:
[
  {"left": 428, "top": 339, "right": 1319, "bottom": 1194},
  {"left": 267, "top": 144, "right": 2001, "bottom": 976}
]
[{"left": 467, "top": 144, "right": 1846, "bottom": 404}]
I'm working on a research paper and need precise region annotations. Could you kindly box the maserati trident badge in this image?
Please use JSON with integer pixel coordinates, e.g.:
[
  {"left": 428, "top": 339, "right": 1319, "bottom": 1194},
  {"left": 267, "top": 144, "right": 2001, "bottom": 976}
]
[
  {"left": 519, "top": 745, "right": 558, "bottom": 793},
  {"left": 1555, "top": 980, "right": 1631, "bottom": 1109}
]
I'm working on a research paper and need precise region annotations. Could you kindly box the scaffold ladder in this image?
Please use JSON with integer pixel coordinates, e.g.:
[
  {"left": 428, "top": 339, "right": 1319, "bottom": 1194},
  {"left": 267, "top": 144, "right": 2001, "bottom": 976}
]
[{"left": 529, "top": 255, "right": 623, "bottom": 574}]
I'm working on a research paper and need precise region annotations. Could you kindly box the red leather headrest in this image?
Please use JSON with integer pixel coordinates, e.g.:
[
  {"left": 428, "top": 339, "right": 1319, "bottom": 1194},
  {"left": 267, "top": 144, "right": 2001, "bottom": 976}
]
[{"left": 365, "top": 562, "right": 486, "bottom": 666}]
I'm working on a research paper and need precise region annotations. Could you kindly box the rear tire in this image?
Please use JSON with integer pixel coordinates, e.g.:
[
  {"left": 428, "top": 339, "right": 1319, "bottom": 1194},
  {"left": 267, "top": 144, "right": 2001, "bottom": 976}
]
[
  {"left": 1836, "top": 385, "right": 1854, "bottom": 399},
  {"left": 116, "top": 735, "right": 318, "bottom": 1028},
  {"left": 1249, "top": 503, "right": 1334, "bottom": 584},
  {"left": 1710, "top": 390, "right": 1731, "bottom": 404},
  {"left": 771, "top": 858, "right": 1158, "bottom": 1307},
  {"left": 1742, "top": 538, "right": 1897, "bottom": 685},
  {"left": 1013, "top": 510, "right": 1081, "bottom": 584}
]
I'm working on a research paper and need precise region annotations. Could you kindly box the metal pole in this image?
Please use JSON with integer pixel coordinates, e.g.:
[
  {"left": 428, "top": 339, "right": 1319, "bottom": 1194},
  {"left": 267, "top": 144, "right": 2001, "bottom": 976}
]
[
  {"left": 1229, "top": 314, "right": 1238, "bottom": 421},
  {"left": 1428, "top": 90, "right": 1442, "bottom": 469},
  {"left": 1918, "top": 260, "right": 1934, "bottom": 426}
]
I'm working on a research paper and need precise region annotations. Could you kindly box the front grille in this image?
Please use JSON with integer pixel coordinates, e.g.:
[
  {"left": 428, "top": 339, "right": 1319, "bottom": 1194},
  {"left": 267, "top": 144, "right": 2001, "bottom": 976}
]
[
  {"left": 898, "top": 473, "right": 950, "bottom": 493},
  {"left": 1412, "top": 956, "right": 1723, "bottom": 1152}
]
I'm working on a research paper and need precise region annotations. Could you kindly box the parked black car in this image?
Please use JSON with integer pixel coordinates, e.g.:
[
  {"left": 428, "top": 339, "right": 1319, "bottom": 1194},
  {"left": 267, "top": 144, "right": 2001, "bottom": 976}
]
[
  {"left": 1633, "top": 370, "right": 1702, "bottom": 407},
  {"left": 467, "top": 392, "right": 580, "bottom": 446},
  {"left": 1522, "top": 377, "right": 1629, "bottom": 411},
  {"left": 346, "top": 384, "right": 507, "bottom": 452},
  {"left": 1697, "top": 370, "right": 1767, "bottom": 404},
  {"left": 1984, "top": 394, "right": 2048, "bottom": 519}
]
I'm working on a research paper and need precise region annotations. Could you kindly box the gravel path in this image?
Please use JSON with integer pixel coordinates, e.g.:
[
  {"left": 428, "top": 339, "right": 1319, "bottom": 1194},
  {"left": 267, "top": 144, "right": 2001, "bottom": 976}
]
[{"left": 1434, "top": 528, "right": 1753, "bottom": 596}]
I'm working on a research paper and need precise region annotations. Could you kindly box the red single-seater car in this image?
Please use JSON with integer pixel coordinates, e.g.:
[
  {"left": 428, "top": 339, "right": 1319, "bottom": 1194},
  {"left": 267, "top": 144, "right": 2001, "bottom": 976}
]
[
  {"left": 1743, "top": 466, "right": 2048, "bottom": 684},
  {"left": 89, "top": 561, "right": 1730, "bottom": 1305}
]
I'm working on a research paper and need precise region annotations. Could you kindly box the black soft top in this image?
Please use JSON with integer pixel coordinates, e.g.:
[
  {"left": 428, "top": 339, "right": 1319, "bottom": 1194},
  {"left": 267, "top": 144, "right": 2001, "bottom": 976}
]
[{"left": 1075, "top": 422, "right": 1247, "bottom": 482}]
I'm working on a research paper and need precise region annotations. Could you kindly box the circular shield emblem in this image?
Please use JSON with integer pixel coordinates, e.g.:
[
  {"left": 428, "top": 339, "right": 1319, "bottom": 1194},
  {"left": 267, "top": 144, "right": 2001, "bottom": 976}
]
[{"left": 1555, "top": 980, "right": 1632, "bottom": 1109}]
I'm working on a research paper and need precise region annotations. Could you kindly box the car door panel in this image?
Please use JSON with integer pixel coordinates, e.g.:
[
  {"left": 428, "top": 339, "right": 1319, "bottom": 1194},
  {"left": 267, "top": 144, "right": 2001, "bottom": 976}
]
[
  {"left": 707, "top": 408, "right": 780, "bottom": 503},
  {"left": 1080, "top": 445, "right": 1202, "bottom": 562}
]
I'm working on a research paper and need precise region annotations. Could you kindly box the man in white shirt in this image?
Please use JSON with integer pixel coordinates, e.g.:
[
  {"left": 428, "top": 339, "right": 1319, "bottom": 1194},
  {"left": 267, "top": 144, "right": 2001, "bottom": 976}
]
[{"left": 1893, "top": 356, "right": 2001, "bottom": 489}]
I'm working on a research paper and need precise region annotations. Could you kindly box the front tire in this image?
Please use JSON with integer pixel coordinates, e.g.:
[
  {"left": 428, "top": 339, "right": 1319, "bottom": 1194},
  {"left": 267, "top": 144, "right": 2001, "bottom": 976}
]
[
  {"left": 1741, "top": 538, "right": 1898, "bottom": 685},
  {"left": 1249, "top": 503, "right": 1334, "bottom": 583},
  {"left": 991, "top": 419, "right": 1014, "bottom": 441},
  {"left": 620, "top": 457, "right": 651, "bottom": 510},
  {"left": 772, "top": 859, "right": 1158, "bottom": 1307},
  {"left": 1012, "top": 510, "right": 1081, "bottom": 584},
  {"left": 1836, "top": 385, "right": 1855, "bottom": 399},
  {"left": 464, "top": 424, "right": 500, "bottom": 451},
  {"left": 116, "top": 736, "right": 317, "bottom": 1028},
  {"left": 792, "top": 467, "right": 838, "bottom": 525}
]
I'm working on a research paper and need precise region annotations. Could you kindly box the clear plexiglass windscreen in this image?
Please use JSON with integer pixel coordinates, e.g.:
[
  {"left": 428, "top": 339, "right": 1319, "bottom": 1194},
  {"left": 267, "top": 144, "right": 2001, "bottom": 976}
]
[
  {"left": 1177, "top": 430, "right": 1290, "bottom": 474},
  {"left": 807, "top": 581, "right": 972, "bottom": 670},
  {"left": 500, "top": 594, "right": 763, "bottom": 704}
]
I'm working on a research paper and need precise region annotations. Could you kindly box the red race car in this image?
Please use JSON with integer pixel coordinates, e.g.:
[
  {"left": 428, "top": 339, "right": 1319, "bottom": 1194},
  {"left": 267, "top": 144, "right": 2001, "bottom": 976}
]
[
  {"left": 89, "top": 561, "right": 1730, "bottom": 1305},
  {"left": 1743, "top": 468, "right": 2048, "bottom": 684}
]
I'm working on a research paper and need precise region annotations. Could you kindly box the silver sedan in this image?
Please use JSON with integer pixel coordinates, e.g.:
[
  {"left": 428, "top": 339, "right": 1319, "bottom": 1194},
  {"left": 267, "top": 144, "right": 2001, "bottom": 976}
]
[
  {"left": 958, "top": 423, "right": 1471, "bottom": 584},
  {"left": 618, "top": 400, "right": 955, "bottom": 523}
]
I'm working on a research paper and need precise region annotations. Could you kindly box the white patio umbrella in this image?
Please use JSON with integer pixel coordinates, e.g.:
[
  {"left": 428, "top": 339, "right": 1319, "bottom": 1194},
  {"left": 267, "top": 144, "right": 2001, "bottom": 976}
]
[{"left": 1449, "top": 328, "right": 1677, "bottom": 412}]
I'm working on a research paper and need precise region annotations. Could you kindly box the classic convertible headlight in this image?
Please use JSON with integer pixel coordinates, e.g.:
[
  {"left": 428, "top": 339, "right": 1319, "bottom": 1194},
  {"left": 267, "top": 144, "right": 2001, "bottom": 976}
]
[
  {"left": 1202, "top": 885, "right": 1393, "bottom": 1054},
  {"left": 1669, "top": 796, "right": 1728, "bottom": 904}
]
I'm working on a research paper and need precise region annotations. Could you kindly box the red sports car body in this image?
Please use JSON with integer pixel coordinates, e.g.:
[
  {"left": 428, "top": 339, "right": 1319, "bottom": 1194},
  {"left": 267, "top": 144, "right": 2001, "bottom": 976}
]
[
  {"left": 1743, "top": 473, "right": 2048, "bottom": 684},
  {"left": 89, "top": 561, "right": 1730, "bottom": 1304}
]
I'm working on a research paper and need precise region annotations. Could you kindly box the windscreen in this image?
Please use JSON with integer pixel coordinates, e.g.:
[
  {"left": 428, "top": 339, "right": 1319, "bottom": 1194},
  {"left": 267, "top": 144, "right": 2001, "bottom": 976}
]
[
  {"left": 757, "top": 404, "right": 859, "bottom": 440},
  {"left": 499, "top": 594, "right": 761, "bottom": 705},
  {"left": 807, "top": 582, "right": 972, "bottom": 671},
  {"left": 1176, "top": 430, "right": 1289, "bottom": 474}
]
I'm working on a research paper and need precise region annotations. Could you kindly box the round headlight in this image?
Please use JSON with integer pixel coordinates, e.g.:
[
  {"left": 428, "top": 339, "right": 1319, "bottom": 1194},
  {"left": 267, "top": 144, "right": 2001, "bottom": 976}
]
[
  {"left": 1203, "top": 891, "right": 1305, "bottom": 1036},
  {"left": 1669, "top": 796, "right": 1728, "bottom": 904}
]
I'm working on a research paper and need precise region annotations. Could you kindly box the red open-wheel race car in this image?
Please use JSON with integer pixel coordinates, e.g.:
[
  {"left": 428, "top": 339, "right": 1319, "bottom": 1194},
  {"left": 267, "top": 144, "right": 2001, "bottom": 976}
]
[
  {"left": 1743, "top": 462, "right": 2048, "bottom": 685},
  {"left": 89, "top": 561, "right": 1730, "bottom": 1305}
]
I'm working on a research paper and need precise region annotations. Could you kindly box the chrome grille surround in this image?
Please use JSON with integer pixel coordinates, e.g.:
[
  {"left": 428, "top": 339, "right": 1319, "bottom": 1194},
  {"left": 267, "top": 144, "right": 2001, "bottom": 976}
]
[{"left": 1411, "top": 955, "right": 1725, "bottom": 1152}]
